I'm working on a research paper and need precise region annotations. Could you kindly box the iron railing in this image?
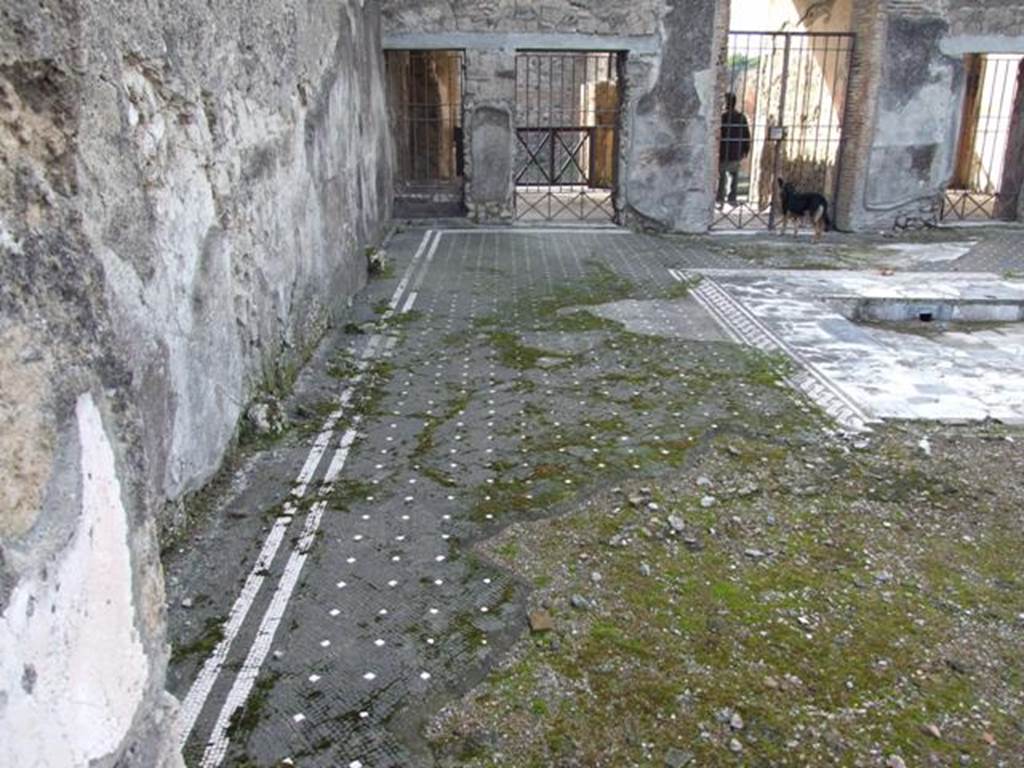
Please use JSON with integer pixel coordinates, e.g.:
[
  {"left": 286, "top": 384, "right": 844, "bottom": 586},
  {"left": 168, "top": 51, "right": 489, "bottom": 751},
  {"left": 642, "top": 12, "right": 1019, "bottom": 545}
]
[
  {"left": 712, "top": 31, "right": 855, "bottom": 231},
  {"left": 943, "top": 53, "right": 1023, "bottom": 223},
  {"left": 385, "top": 50, "right": 465, "bottom": 190},
  {"left": 514, "top": 51, "right": 622, "bottom": 222}
]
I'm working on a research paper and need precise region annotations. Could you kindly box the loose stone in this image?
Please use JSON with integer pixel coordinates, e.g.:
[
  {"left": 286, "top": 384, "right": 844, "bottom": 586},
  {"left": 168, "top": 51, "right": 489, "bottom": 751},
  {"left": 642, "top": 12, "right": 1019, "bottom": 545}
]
[
  {"left": 528, "top": 610, "right": 555, "bottom": 634},
  {"left": 664, "top": 748, "right": 694, "bottom": 768}
]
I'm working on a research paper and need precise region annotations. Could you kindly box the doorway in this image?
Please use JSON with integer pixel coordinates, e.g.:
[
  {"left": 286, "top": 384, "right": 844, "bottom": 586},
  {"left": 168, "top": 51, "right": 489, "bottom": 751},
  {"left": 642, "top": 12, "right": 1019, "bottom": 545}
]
[
  {"left": 385, "top": 50, "right": 465, "bottom": 218},
  {"left": 713, "top": 31, "right": 854, "bottom": 230},
  {"left": 943, "top": 54, "right": 1024, "bottom": 222},
  {"left": 513, "top": 51, "right": 623, "bottom": 222}
]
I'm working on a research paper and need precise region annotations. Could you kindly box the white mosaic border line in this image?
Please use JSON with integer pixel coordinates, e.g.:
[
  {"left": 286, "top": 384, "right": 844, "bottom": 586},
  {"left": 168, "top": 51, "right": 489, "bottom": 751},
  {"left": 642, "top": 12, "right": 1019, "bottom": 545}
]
[
  {"left": 179, "top": 230, "right": 438, "bottom": 749},
  {"left": 200, "top": 314, "right": 413, "bottom": 766},
  {"left": 676, "top": 270, "right": 874, "bottom": 433},
  {"left": 200, "top": 427, "right": 360, "bottom": 767},
  {"left": 189, "top": 226, "right": 618, "bottom": 765},
  {"left": 690, "top": 267, "right": 1004, "bottom": 281}
]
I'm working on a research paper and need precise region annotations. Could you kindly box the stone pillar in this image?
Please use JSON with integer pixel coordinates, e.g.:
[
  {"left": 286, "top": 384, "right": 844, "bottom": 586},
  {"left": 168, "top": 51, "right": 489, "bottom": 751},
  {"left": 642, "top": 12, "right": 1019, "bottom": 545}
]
[
  {"left": 463, "top": 49, "right": 516, "bottom": 222},
  {"left": 622, "top": 0, "right": 728, "bottom": 233}
]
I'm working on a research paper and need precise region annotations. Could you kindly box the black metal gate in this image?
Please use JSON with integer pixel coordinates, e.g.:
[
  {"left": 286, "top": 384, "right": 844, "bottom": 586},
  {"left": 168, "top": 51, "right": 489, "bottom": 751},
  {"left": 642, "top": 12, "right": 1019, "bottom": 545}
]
[
  {"left": 713, "top": 31, "right": 854, "bottom": 230},
  {"left": 514, "top": 51, "right": 622, "bottom": 222},
  {"left": 942, "top": 54, "right": 1024, "bottom": 223},
  {"left": 385, "top": 50, "right": 465, "bottom": 217}
]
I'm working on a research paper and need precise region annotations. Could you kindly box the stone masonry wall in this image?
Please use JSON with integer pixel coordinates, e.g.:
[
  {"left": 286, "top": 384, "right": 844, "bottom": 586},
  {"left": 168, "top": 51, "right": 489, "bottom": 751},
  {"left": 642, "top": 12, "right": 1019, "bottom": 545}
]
[
  {"left": 383, "top": 0, "right": 724, "bottom": 233},
  {"left": 382, "top": 1, "right": 664, "bottom": 36},
  {"left": 387, "top": 0, "right": 1024, "bottom": 233},
  {"left": 463, "top": 48, "right": 518, "bottom": 222},
  {"left": 840, "top": 0, "right": 1024, "bottom": 230},
  {"left": 0, "top": 1, "right": 391, "bottom": 765}
]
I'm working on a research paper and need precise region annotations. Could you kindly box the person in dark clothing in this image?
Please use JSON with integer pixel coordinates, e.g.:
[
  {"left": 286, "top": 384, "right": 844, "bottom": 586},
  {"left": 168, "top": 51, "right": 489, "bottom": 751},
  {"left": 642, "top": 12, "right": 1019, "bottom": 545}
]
[{"left": 718, "top": 92, "right": 752, "bottom": 204}]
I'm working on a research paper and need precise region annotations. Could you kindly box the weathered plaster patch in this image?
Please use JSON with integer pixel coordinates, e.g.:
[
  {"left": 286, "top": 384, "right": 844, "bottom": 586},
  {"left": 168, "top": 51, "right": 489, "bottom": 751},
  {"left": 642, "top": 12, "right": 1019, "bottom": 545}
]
[
  {"left": 0, "top": 327, "right": 53, "bottom": 539},
  {"left": 692, "top": 66, "right": 715, "bottom": 118},
  {"left": 0, "top": 393, "right": 148, "bottom": 766},
  {"left": 875, "top": 78, "right": 958, "bottom": 147},
  {"left": 0, "top": 225, "right": 23, "bottom": 255},
  {"left": 467, "top": 105, "right": 514, "bottom": 217}
]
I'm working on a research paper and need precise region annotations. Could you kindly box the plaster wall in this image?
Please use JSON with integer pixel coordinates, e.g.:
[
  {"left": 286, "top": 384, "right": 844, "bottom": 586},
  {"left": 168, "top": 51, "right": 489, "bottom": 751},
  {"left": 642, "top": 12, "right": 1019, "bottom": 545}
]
[
  {"left": 841, "top": 0, "right": 1024, "bottom": 229},
  {"left": 0, "top": 0, "right": 392, "bottom": 763}
]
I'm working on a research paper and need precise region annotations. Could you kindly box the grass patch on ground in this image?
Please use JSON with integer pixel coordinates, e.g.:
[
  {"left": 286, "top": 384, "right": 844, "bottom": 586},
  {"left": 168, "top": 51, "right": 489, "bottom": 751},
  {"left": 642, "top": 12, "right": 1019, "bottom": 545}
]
[
  {"left": 170, "top": 616, "right": 225, "bottom": 664},
  {"left": 534, "top": 260, "right": 636, "bottom": 318},
  {"left": 449, "top": 325, "right": 815, "bottom": 530},
  {"left": 328, "top": 478, "right": 377, "bottom": 511},
  {"left": 225, "top": 670, "right": 281, "bottom": 744},
  {"left": 425, "top": 308, "right": 1021, "bottom": 767},
  {"left": 483, "top": 330, "right": 552, "bottom": 370},
  {"left": 474, "top": 260, "right": 637, "bottom": 336},
  {"left": 412, "top": 387, "right": 476, "bottom": 462}
]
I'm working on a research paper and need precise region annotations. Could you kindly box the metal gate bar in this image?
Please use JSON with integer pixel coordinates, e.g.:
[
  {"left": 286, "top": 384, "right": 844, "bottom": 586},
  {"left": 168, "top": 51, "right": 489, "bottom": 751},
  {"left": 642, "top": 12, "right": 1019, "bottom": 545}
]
[
  {"left": 514, "top": 51, "right": 622, "bottom": 222},
  {"left": 942, "top": 54, "right": 1024, "bottom": 223},
  {"left": 385, "top": 50, "right": 465, "bottom": 216},
  {"left": 713, "top": 31, "right": 854, "bottom": 231}
]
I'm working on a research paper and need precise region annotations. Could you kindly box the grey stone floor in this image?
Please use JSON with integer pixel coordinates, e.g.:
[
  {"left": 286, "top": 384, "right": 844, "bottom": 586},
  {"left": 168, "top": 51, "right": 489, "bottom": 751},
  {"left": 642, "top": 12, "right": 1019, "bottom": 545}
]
[
  {"left": 921, "top": 227, "right": 1023, "bottom": 273},
  {"left": 696, "top": 224, "right": 1024, "bottom": 274},
  {"left": 166, "top": 223, "right": 1022, "bottom": 767},
  {"left": 168, "top": 227, "right": 767, "bottom": 767}
]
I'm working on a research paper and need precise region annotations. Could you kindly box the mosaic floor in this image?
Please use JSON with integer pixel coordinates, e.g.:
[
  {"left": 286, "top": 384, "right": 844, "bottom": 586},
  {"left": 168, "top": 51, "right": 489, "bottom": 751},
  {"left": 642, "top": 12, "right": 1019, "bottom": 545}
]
[
  {"left": 167, "top": 227, "right": 1024, "bottom": 766},
  {"left": 688, "top": 268, "right": 1024, "bottom": 426}
]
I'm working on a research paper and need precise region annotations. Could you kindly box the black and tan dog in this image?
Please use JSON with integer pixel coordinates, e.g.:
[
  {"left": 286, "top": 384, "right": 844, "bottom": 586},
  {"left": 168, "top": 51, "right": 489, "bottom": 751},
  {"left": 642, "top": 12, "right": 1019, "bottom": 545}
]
[{"left": 777, "top": 178, "right": 831, "bottom": 240}]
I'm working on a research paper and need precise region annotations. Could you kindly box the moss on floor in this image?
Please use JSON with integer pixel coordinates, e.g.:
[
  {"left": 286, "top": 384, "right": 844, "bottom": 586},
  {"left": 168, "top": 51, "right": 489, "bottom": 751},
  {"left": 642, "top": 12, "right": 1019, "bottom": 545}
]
[
  {"left": 430, "top": 420, "right": 1024, "bottom": 767},
  {"left": 419, "top": 271, "right": 1023, "bottom": 768}
]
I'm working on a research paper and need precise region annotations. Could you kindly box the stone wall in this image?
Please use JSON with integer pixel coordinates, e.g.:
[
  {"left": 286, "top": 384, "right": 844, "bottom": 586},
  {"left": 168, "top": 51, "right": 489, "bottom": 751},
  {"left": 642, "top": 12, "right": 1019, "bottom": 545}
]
[
  {"left": 839, "top": 0, "right": 1024, "bottom": 230},
  {"left": 384, "top": 0, "right": 1024, "bottom": 233},
  {"left": 383, "top": 0, "right": 724, "bottom": 233},
  {"left": 382, "top": 1, "right": 663, "bottom": 36},
  {"left": 0, "top": 0, "right": 391, "bottom": 765}
]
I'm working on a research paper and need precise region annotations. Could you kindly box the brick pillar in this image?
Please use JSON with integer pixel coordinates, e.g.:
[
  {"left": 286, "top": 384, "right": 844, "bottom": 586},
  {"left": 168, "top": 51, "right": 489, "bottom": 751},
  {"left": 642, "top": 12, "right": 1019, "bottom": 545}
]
[
  {"left": 833, "top": 0, "right": 886, "bottom": 231},
  {"left": 997, "top": 58, "right": 1024, "bottom": 222}
]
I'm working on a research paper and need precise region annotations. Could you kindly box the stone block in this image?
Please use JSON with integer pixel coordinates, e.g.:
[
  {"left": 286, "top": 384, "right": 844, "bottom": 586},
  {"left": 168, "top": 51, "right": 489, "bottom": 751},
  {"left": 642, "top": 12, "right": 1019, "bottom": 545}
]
[{"left": 467, "top": 105, "right": 514, "bottom": 219}]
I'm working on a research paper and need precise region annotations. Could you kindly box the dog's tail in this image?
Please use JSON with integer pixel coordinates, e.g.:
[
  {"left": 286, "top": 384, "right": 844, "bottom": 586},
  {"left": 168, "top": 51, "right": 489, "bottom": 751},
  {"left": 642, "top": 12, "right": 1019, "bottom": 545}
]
[{"left": 820, "top": 200, "right": 832, "bottom": 231}]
